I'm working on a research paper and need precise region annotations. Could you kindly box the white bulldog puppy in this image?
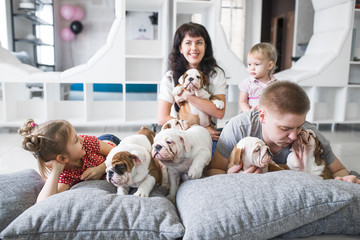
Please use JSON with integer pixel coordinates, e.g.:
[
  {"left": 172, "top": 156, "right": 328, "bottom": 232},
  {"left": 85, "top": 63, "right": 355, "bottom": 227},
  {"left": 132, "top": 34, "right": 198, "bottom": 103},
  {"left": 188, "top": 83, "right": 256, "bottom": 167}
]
[
  {"left": 228, "top": 137, "right": 273, "bottom": 173},
  {"left": 286, "top": 129, "right": 333, "bottom": 179},
  {"left": 173, "top": 69, "right": 224, "bottom": 127},
  {"left": 152, "top": 125, "right": 212, "bottom": 202},
  {"left": 105, "top": 126, "right": 167, "bottom": 197}
]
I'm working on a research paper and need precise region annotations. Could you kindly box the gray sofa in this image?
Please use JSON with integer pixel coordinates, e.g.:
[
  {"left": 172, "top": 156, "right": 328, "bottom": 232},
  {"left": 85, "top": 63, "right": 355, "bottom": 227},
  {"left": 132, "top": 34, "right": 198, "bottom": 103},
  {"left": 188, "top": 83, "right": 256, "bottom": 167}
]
[{"left": 0, "top": 169, "right": 359, "bottom": 239}]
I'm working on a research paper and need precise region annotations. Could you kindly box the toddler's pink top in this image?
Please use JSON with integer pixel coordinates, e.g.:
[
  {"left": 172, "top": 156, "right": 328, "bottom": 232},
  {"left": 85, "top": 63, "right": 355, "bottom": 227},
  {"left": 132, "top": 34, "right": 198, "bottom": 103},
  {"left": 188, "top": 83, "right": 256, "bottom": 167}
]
[
  {"left": 238, "top": 74, "right": 277, "bottom": 108},
  {"left": 58, "top": 135, "right": 106, "bottom": 187}
]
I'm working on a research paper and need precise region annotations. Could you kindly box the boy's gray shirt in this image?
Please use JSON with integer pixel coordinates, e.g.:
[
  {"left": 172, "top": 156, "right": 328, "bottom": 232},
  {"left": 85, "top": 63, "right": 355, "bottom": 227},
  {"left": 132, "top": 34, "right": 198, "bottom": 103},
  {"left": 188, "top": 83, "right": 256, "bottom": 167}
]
[{"left": 216, "top": 111, "right": 335, "bottom": 165}]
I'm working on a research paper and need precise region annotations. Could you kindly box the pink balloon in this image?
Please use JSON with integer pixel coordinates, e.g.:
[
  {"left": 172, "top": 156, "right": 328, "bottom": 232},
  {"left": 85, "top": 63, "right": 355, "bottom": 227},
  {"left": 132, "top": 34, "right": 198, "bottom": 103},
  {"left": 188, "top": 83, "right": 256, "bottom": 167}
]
[
  {"left": 61, "top": 28, "right": 75, "bottom": 42},
  {"left": 60, "top": 4, "right": 75, "bottom": 21},
  {"left": 73, "top": 6, "right": 84, "bottom": 21}
]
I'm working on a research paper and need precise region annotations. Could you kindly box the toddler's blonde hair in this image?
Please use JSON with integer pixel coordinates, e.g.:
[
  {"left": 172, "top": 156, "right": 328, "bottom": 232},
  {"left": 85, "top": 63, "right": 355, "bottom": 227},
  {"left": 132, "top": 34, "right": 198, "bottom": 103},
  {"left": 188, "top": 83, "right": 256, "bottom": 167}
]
[{"left": 249, "top": 42, "right": 278, "bottom": 74}]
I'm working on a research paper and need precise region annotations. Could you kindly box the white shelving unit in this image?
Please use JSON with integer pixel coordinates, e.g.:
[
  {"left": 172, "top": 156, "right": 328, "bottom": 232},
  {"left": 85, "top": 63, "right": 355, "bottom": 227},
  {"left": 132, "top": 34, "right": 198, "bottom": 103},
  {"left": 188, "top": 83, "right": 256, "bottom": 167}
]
[
  {"left": 289, "top": 0, "right": 360, "bottom": 128},
  {"left": 2, "top": 0, "right": 359, "bottom": 128},
  {"left": 124, "top": 0, "right": 169, "bottom": 124},
  {"left": 349, "top": 8, "right": 360, "bottom": 84}
]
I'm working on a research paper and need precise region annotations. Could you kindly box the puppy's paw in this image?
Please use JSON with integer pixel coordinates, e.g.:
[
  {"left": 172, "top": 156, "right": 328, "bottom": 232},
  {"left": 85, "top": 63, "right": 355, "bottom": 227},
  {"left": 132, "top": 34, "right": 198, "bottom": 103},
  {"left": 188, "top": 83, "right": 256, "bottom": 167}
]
[
  {"left": 180, "top": 119, "right": 190, "bottom": 130},
  {"left": 133, "top": 189, "right": 149, "bottom": 197},
  {"left": 166, "top": 194, "right": 176, "bottom": 204},
  {"left": 173, "top": 86, "right": 183, "bottom": 96},
  {"left": 212, "top": 100, "right": 224, "bottom": 109},
  {"left": 188, "top": 167, "right": 202, "bottom": 179},
  {"left": 117, "top": 187, "right": 128, "bottom": 195}
]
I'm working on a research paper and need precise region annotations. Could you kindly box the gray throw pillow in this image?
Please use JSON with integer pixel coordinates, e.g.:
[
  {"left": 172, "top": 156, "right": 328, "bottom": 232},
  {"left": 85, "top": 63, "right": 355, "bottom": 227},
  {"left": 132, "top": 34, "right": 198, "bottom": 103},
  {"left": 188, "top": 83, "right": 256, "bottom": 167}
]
[
  {"left": 0, "top": 169, "right": 44, "bottom": 232},
  {"left": 176, "top": 170, "right": 353, "bottom": 240},
  {"left": 279, "top": 179, "right": 360, "bottom": 238},
  {"left": 1, "top": 180, "right": 184, "bottom": 239}
]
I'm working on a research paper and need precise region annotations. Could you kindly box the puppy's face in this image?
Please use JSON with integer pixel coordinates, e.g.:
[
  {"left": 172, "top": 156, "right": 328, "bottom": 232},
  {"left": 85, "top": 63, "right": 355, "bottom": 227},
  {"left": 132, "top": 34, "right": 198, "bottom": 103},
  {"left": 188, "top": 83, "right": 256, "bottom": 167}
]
[
  {"left": 161, "top": 119, "right": 190, "bottom": 131},
  {"left": 288, "top": 129, "right": 322, "bottom": 170},
  {"left": 152, "top": 129, "right": 190, "bottom": 166},
  {"left": 106, "top": 151, "right": 142, "bottom": 187},
  {"left": 229, "top": 137, "right": 273, "bottom": 169},
  {"left": 179, "top": 69, "right": 204, "bottom": 92}
]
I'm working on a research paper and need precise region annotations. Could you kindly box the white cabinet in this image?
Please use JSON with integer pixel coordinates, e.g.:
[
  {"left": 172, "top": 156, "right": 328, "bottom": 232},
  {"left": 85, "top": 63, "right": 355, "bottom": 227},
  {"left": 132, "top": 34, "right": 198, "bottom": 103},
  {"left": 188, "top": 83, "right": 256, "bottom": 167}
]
[
  {"left": 349, "top": 8, "right": 360, "bottom": 84},
  {"left": 295, "top": 0, "right": 360, "bottom": 126},
  {"left": 124, "top": 0, "right": 169, "bottom": 123}
]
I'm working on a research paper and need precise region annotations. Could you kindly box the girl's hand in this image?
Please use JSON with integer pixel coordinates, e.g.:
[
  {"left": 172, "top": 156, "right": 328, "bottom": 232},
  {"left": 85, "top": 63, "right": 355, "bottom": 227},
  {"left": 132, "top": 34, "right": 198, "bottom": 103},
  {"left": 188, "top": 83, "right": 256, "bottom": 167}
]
[
  {"left": 205, "top": 126, "right": 221, "bottom": 141},
  {"left": 81, "top": 163, "right": 106, "bottom": 181},
  {"left": 335, "top": 175, "right": 360, "bottom": 184},
  {"left": 45, "top": 159, "right": 65, "bottom": 173}
]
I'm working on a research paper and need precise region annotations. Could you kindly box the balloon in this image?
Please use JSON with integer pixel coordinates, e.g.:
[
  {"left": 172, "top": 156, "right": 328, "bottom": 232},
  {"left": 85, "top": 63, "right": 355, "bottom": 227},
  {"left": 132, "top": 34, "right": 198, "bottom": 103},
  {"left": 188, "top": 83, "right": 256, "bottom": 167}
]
[
  {"left": 61, "top": 28, "right": 75, "bottom": 42},
  {"left": 60, "top": 5, "right": 75, "bottom": 21},
  {"left": 73, "top": 6, "right": 85, "bottom": 21},
  {"left": 70, "top": 21, "right": 83, "bottom": 34}
]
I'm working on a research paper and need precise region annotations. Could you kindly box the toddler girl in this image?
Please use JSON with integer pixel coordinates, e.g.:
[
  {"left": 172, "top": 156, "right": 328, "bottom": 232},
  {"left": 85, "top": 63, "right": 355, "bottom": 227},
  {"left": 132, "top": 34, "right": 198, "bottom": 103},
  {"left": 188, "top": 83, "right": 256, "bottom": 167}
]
[
  {"left": 18, "top": 119, "right": 120, "bottom": 202},
  {"left": 238, "top": 42, "right": 278, "bottom": 112}
]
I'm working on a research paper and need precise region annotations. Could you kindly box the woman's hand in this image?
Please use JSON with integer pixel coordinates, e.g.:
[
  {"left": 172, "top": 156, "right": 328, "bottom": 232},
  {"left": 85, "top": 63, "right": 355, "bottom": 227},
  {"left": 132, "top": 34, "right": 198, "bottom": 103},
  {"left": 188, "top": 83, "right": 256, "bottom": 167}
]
[
  {"left": 206, "top": 126, "right": 221, "bottom": 141},
  {"left": 81, "top": 163, "right": 106, "bottom": 180},
  {"left": 335, "top": 175, "right": 360, "bottom": 184},
  {"left": 174, "top": 90, "right": 193, "bottom": 105}
]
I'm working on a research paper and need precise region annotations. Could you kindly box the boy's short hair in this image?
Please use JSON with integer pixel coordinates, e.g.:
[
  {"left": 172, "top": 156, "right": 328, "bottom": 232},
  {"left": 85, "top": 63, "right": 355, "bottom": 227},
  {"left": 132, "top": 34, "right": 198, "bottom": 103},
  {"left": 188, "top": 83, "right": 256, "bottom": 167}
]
[
  {"left": 259, "top": 81, "right": 310, "bottom": 115},
  {"left": 249, "top": 43, "right": 277, "bottom": 74}
]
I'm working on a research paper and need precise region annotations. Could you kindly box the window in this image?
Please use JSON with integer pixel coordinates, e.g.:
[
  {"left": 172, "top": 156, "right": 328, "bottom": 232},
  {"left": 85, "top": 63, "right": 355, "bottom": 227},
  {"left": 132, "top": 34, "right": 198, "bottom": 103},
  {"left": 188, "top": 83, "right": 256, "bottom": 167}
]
[
  {"left": 220, "top": 0, "right": 246, "bottom": 61},
  {"left": 0, "top": 1, "right": 8, "bottom": 49}
]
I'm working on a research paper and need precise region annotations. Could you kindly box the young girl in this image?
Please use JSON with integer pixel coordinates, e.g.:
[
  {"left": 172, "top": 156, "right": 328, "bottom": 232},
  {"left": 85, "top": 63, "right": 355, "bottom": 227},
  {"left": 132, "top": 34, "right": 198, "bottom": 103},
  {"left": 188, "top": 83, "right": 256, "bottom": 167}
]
[
  {"left": 18, "top": 119, "right": 120, "bottom": 202},
  {"left": 238, "top": 42, "right": 278, "bottom": 112},
  {"left": 157, "top": 22, "right": 227, "bottom": 143}
]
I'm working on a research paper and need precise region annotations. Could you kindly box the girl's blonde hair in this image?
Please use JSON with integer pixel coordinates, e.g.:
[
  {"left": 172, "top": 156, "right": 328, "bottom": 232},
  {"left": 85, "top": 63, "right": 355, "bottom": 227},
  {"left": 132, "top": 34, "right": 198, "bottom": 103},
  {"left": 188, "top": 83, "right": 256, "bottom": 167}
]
[
  {"left": 249, "top": 42, "right": 278, "bottom": 74},
  {"left": 18, "top": 119, "right": 72, "bottom": 179}
]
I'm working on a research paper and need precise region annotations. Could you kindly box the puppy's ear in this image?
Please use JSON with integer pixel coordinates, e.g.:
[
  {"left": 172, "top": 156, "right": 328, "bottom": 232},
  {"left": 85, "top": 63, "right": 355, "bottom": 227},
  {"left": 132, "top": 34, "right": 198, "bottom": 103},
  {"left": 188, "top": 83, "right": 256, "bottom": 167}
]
[
  {"left": 228, "top": 147, "right": 243, "bottom": 169},
  {"left": 199, "top": 71, "right": 205, "bottom": 87},
  {"left": 179, "top": 135, "right": 192, "bottom": 152},
  {"left": 178, "top": 74, "right": 184, "bottom": 85},
  {"left": 162, "top": 123, "right": 171, "bottom": 130},
  {"left": 130, "top": 154, "right": 142, "bottom": 165}
]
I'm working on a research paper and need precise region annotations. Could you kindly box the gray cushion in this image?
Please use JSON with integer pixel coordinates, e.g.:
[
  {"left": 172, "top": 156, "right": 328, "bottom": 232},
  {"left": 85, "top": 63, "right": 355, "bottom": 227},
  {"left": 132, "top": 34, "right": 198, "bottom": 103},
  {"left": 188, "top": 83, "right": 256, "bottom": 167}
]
[
  {"left": 279, "top": 179, "right": 360, "bottom": 238},
  {"left": 176, "top": 170, "right": 353, "bottom": 240},
  {"left": 1, "top": 180, "right": 184, "bottom": 239},
  {"left": 0, "top": 169, "right": 44, "bottom": 232}
]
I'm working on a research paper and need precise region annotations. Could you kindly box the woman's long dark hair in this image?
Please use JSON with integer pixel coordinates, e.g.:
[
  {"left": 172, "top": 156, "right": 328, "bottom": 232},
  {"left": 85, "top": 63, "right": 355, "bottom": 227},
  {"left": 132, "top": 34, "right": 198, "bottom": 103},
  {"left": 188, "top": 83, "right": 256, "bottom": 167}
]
[{"left": 168, "top": 22, "right": 224, "bottom": 87}]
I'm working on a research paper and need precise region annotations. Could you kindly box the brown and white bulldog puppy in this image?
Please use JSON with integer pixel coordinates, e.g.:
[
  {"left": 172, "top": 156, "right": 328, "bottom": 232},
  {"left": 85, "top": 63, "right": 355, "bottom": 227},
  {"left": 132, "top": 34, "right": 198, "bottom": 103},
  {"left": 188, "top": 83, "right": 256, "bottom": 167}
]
[
  {"left": 161, "top": 118, "right": 190, "bottom": 131},
  {"left": 228, "top": 137, "right": 274, "bottom": 173},
  {"left": 173, "top": 68, "right": 224, "bottom": 127},
  {"left": 152, "top": 125, "right": 212, "bottom": 202},
  {"left": 105, "top": 126, "right": 168, "bottom": 197},
  {"left": 286, "top": 129, "right": 333, "bottom": 179}
]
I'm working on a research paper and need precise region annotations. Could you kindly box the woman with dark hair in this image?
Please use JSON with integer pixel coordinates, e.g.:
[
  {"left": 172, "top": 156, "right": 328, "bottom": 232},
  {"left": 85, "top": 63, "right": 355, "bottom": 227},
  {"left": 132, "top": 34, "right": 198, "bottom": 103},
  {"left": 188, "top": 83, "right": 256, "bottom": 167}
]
[{"left": 157, "top": 22, "right": 227, "bottom": 144}]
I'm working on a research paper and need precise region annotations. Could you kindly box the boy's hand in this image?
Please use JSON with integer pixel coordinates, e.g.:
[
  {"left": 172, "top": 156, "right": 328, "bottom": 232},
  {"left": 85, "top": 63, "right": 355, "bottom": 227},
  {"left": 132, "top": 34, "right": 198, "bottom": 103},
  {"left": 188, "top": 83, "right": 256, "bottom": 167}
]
[
  {"left": 335, "top": 175, "right": 360, "bottom": 184},
  {"left": 227, "top": 165, "right": 262, "bottom": 174}
]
